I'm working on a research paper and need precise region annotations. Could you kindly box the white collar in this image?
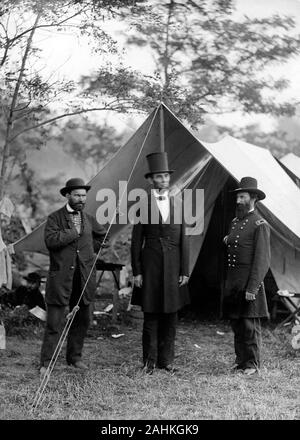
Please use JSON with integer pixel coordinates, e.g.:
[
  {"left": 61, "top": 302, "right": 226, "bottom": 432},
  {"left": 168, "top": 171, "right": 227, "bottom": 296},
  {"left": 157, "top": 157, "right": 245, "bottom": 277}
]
[
  {"left": 153, "top": 189, "right": 169, "bottom": 198},
  {"left": 66, "top": 203, "right": 76, "bottom": 213}
]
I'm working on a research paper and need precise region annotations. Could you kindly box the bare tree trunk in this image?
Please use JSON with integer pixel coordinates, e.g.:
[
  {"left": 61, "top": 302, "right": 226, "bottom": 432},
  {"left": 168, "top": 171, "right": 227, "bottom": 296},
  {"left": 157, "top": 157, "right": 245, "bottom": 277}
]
[
  {"left": 0, "top": 12, "right": 41, "bottom": 199},
  {"left": 161, "top": 0, "right": 174, "bottom": 105}
]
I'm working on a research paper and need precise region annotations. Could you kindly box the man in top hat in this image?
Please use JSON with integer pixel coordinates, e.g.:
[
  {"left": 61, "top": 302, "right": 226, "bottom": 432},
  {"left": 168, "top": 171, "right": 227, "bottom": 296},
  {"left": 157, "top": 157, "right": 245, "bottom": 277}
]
[
  {"left": 223, "top": 176, "right": 270, "bottom": 376},
  {"left": 131, "top": 152, "right": 190, "bottom": 374},
  {"left": 39, "top": 178, "right": 108, "bottom": 375}
]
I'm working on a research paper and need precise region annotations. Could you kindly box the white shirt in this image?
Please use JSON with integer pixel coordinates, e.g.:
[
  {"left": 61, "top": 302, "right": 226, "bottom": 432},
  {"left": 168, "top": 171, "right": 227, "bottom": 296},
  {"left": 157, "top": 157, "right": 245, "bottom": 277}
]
[
  {"left": 66, "top": 203, "right": 81, "bottom": 233},
  {"left": 153, "top": 189, "right": 170, "bottom": 222}
]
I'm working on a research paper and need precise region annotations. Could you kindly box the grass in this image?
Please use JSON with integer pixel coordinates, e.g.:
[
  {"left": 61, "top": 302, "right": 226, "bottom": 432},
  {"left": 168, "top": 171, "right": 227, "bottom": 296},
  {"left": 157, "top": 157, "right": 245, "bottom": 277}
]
[{"left": 0, "top": 314, "right": 299, "bottom": 420}]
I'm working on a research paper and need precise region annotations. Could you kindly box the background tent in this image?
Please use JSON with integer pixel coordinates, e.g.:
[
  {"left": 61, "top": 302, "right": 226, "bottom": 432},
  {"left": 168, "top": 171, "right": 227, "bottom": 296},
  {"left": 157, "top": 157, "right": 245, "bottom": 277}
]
[{"left": 13, "top": 103, "right": 300, "bottom": 316}]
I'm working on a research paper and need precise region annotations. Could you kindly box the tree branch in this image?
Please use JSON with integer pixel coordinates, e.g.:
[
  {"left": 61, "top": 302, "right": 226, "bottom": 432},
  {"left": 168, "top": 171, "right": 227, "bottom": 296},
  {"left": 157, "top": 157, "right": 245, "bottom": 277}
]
[
  {"left": 0, "top": 7, "right": 87, "bottom": 68},
  {"left": 10, "top": 8, "right": 86, "bottom": 43},
  {"left": 9, "top": 106, "right": 112, "bottom": 142},
  {"left": 0, "top": 12, "right": 41, "bottom": 198}
]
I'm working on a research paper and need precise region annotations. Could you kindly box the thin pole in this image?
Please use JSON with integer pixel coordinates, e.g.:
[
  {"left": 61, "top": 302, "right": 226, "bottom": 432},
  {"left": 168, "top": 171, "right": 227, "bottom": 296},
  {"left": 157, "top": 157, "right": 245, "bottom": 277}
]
[
  {"left": 31, "top": 104, "right": 161, "bottom": 412},
  {"left": 160, "top": 104, "right": 165, "bottom": 152}
]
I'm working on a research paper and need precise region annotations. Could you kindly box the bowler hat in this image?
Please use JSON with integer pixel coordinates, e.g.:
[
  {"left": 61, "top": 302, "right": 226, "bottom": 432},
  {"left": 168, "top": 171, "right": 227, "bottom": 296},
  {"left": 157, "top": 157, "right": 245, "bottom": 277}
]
[
  {"left": 231, "top": 176, "right": 266, "bottom": 200},
  {"left": 144, "top": 152, "right": 174, "bottom": 178},
  {"left": 23, "top": 272, "right": 42, "bottom": 284},
  {"left": 60, "top": 178, "right": 91, "bottom": 197}
]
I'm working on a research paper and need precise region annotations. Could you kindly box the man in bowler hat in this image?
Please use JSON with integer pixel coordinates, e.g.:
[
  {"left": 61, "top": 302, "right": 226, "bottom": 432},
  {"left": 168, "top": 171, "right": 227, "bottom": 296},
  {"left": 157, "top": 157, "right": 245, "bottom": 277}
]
[
  {"left": 131, "top": 152, "right": 190, "bottom": 374},
  {"left": 39, "top": 178, "right": 108, "bottom": 375},
  {"left": 223, "top": 177, "right": 270, "bottom": 375}
]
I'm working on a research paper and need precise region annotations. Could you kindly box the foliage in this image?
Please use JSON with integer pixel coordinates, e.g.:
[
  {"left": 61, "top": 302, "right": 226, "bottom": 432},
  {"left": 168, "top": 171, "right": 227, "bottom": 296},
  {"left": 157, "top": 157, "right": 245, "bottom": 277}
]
[
  {"left": 59, "top": 118, "right": 124, "bottom": 179},
  {"left": 0, "top": 0, "right": 148, "bottom": 247},
  {"left": 82, "top": 0, "right": 300, "bottom": 127}
]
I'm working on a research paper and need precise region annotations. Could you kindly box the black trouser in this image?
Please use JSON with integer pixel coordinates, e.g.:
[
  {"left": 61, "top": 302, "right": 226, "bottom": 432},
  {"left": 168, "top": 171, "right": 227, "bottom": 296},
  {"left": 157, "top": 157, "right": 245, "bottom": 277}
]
[
  {"left": 230, "top": 318, "right": 262, "bottom": 369},
  {"left": 40, "top": 266, "right": 90, "bottom": 367},
  {"left": 142, "top": 312, "right": 177, "bottom": 368}
]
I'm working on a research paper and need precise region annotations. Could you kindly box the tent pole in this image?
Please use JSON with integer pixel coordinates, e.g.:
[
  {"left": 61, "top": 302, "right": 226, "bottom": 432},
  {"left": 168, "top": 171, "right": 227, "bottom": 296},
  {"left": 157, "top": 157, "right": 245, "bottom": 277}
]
[
  {"left": 160, "top": 104, "right": 165, "bottom": 152},
  {"left": 219, "top": 184, "right": 227, "bottom": 319}
]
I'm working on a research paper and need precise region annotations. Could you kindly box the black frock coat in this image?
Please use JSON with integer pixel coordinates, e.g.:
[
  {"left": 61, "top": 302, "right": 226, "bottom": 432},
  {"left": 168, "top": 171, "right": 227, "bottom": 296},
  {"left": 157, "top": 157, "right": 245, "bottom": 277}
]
[
  {"left": 44, "top": 206, "right": 107, "bottom": 306},
  {"left": 131, "top": 191, "right": 190, "bottom": 313}
]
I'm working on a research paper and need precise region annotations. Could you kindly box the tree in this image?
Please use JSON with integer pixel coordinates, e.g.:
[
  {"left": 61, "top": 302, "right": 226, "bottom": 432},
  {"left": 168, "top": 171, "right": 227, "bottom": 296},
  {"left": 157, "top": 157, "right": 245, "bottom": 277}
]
[
  {"left": 59, "top": 118, "right": 125, "bottom": 179},
  {"left": 84, "top": 0, "right": 300, "bottom": 127},
  {"left": 0, "top": 0, "right": 147, "bottom": 200}
]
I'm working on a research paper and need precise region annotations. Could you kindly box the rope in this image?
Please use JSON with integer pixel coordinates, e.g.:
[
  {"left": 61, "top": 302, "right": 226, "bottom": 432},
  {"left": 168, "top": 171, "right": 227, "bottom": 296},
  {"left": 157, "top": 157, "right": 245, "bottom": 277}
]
[{"left": 31, "top": 104, "right": 160, "bottom": 411}]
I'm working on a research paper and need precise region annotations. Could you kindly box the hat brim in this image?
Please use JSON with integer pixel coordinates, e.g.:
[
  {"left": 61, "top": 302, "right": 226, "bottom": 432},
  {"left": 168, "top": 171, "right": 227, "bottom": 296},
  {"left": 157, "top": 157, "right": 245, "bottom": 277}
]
[
  {"left": 230, "top": 187, "right": 266, "bottom": 201},
  {"left": 144, "top": 170, "right": 174, "bottom": 179},
  {"left": 60, "top": 185, "right": 91, "bottom": 196}
]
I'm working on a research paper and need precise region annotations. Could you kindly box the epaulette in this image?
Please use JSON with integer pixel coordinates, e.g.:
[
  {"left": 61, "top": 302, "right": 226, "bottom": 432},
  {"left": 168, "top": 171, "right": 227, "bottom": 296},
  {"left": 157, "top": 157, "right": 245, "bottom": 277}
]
[
  {"left": 232, "top": 217, "right": 238, "bottom": 222},
  {"left": 255, "top": 219, "right": 267, "bottom": 226}
]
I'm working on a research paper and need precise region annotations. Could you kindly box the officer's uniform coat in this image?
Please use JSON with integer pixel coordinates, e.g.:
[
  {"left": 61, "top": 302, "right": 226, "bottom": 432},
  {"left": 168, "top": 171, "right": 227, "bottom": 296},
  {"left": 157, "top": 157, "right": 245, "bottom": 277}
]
[
  {"left": 44, "top": 206, "right": 107, "bottom": 305},
  {"left": 223, "top": 210, "right": 270, "bottom": 319},
  {"left": 131, "top": 191, "right": 190, "bottom": 313}
]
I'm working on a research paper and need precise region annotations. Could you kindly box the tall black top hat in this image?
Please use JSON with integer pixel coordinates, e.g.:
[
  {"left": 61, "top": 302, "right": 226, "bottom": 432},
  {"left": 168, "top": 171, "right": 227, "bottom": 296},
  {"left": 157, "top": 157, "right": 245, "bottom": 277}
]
[
  {"left": 144, "top": 152, "right": 174, "bottom": 178},
  {"left": 60, "top": 178, "right": 91, "bottom": 197},
  {"left": 231, "top": 176, "right": 266, "bottom": 200}
]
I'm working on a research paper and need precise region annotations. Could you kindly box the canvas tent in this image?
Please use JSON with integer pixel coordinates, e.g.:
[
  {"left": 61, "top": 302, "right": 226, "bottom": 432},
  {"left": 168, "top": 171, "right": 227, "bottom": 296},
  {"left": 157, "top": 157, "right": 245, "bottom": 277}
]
[
  {"left": 280, "top": 152, "right": 300, "bottom": 187},
  {"left": 13, "top": 103, "right": 300, "bottom": 315}
]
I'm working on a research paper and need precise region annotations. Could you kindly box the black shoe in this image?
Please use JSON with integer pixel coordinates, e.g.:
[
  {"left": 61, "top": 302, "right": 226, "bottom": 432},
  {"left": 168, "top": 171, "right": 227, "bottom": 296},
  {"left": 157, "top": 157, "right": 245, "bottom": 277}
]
[
  {"left": 39, "top": 366, "right": 49, "bottom": 378},
  {"left": 157, "top": 365, "right": 178, "bottom": 374},
  {"left": 142, "top": 363, "right": 155, "bottom": 375},
  {"left": 242, "top": 367, "right": 258, "bottom": 376},
  {"left": 230, "top": 364, "right": 243, "bottom": 372},
  {"left": 68, "top": 361, "right": 89, "bottom": 370}
]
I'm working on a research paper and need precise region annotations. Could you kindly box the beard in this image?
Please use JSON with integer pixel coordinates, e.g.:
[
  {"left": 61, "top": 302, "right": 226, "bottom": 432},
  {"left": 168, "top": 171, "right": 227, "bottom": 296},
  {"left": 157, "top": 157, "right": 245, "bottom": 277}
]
[
  {"left": 69, "top": 201, "right": 85, "bottom": 211},
  {"left": 235, "top": 202, "right": 251, "bottom": 219}
]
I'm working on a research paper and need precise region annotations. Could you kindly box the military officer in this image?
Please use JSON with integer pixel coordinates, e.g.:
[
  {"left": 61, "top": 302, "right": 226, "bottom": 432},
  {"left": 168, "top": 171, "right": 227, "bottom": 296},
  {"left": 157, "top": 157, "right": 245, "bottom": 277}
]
[
  {"left": 131, "top": 152, "right": 190, "bottom": 374},
  {"left": 223, "top": 177, "right": 270, "bottom": 376}
]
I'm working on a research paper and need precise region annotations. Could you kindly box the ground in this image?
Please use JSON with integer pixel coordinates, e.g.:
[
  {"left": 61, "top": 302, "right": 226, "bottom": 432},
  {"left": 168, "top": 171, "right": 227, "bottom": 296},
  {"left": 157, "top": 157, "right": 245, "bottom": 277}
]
[{"left": 0, "top": 309, "right": 299, "bottom": 421}]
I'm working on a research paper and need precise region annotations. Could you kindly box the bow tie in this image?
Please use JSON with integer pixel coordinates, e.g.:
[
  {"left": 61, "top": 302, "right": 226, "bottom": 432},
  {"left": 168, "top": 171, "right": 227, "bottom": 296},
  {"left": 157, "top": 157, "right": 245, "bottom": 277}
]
[
  {"left": 70, "top": 211, "right": 79, "bottom": 215},
  {"left": 157, "top": 196, "right": 166, "bottom": 201}
]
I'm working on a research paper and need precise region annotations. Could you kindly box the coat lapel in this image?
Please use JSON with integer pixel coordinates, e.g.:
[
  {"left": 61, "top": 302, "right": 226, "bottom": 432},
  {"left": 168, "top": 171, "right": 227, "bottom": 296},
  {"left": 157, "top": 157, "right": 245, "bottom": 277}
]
[
  {"left": 61, "top": 206, "right": 73, "bottom": 229},
  {"left": 148, "top": 190, "right": 161, "bottom": 224}
]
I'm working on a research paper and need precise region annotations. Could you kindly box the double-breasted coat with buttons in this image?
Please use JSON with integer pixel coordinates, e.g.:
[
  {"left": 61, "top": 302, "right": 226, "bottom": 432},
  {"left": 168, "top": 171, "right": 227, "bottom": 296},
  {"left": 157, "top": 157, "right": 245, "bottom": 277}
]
[
  {"left": 223, "top": 210, "right": 271, "bottom": 319},
  {"left": 131, "top": 191, "right": 190, "bottom": 313},
  {"left": 44, "top": 206, "right": 107, "bottom": 306}
]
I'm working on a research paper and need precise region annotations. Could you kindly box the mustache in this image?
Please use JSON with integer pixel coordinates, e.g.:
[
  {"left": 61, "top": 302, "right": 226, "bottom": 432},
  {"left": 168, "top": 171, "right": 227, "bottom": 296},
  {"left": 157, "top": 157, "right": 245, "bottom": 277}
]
[{"left": 73, "top": 202, "right": 85, "bottom": 210}]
